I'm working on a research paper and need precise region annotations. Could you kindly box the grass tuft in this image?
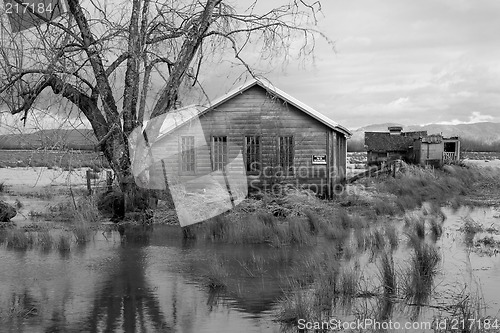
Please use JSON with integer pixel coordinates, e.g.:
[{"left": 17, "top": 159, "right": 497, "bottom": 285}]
[
  {"left": 56, "top": 233, "right": 72, "bottom": 251},
  {"left": 73, "top": 222, "right": 92, "bottom": 244},
  {"left": 205, "top": 256, "right": 229, "bottom": 289},
  {"left": 428, "top": 216, "right": 444, "bottom": 242},
  {"left": 379, "top": 251, "right": 396, "bottom": 296},
  {"left": 385, "top": 224, "right": 399, "bottom": 251},
  {"left": 5, "top": 229, "right": 34, "bottom": 250},
  {"left": 37, "top": 230, "right": 53, "bottom": 251},
  {"left": 459, "top": 216, "right": 483, "bottom": 234},
  {"left": 402, "top": 241, "right": 441, "bottom": 316}
]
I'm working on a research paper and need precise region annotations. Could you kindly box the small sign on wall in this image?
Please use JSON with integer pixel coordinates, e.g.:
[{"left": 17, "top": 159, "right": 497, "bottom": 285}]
[{"left": 312, "top": 155, "right": 327, "bottom": 165}]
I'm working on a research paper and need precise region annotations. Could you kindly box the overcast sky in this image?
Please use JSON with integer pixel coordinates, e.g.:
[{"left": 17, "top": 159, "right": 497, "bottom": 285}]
[
  {"left": 204, "top": 0, "right": 500, "bottom": 130},
  {"left": 2, "top": 0, "right": 500, "bottom": 134}
]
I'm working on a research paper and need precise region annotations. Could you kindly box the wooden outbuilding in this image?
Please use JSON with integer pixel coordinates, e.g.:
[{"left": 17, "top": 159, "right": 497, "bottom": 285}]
[
  {"left": 411, "top": 135, "right": 461, "bottom": 167},
  {"left": 134, "top": 78, "right": 351, "bottom": 198},
  {"left": 364, "top": 126, "right": 426, "bottom": 165},
  {"left": 364, "top": 126, "right": 460, "bottom": 167}
]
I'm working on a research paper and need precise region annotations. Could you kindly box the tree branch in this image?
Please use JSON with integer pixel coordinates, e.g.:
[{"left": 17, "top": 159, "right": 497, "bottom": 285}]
[
  {"left": 66, "top": 0, "right": 120, "bottom": 124},
  {"left": 105, "top": 53, "right": 130, "bottom": 77},
  {"left": 138, "top": 56, "right": 174, "bottom": 124},
  {"left": 151, "top": 0, "right": 223, "bottom": 118},
  {"left": 122, "top": 0, "right": 143, "bottom": 137}
]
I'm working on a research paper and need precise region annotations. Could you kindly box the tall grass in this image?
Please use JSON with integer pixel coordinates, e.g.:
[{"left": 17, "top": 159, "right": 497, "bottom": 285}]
[
  {"left": 287, "top": 217, "right": 313, "bottom": 245},
  {"left": 37, "top": 230, "right": 53, "bottom": 251},
  {"left": 379, "top": 251, "right": 396, "bottom": 297},
  {"left": 404, "top": 214, "right": 426, "bottom": 248},
  {"left": 378, "top": 251, "right": 396, "bottom": 320},
  {"left": 5, "top": 229, "right": 35, "bottom": 250},
  {"left": 277, "top": 247, "right": 362, "bottom": 325},
  {"left": 196, "top": 213, "right": 317, "bottom": 246},
  {"left": 57, "top": 233, "right": 72, "bottom": 251},
  {"left": 402, "top": 241, "right": 441, "bottom": 318},
  {"left": 74, "top": 196, "right": 101, "bottom": 224},
  {"left": 459, "top": 216, "right": 483, "bottom": 234},
  {"left": 237, "top": 252, "right": 267, "bottom": 277},
  {"left": 369, "top": 229, "right": 386, "bottom": 258},
  {"left": 385, "top": 224, "right": 399, "bottom": 251},
  {"left": 459, "top": 216, "right": 483, "bottom": 246},
  {"left": 46, "top": 195, "right": 101, "bottom": 223},
  {"left": 428, "top": 216, "right": 444, "bottom": 242},
  {"left": 277, "top": 281, "right": 314, "bottom": 325},
  {"left": 73, "top": 222, "right": 92, "bottom": 244},
  {"left": 205, "top": 255, "right": 229, "bottom": 289},
  {"left": 304, "top": 210, "right": 320, "bottom": 235},
  {"left": 377, "top": 164, "right": 483, "bottom": 213},
  {"left": 447, "top": 288, "right": 487, "bottom": 333},
  {"left": 373, "top": 199, "right": 398, "bottom": 216}
]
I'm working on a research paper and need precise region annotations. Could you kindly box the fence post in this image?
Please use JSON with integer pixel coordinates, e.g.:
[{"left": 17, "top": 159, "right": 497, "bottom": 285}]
[
  {"left": 106, "top": 171, "right": 113, "bottom": 192},
  {"left": 86, "top": 169, "right": 92, "bottom": 195}
]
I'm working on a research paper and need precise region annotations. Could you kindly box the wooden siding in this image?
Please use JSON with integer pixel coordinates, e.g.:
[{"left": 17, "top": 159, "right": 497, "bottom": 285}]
[
  {"left": 149, "top": 85, "right": 346, "bottom": 193},
  {"left": 416, "top": 142, "right": 444, "bottom": 166}
]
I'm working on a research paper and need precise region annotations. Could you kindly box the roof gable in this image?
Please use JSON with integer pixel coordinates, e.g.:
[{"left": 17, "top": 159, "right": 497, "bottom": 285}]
[
  {"left": 148, "top": 78, "right": 351, "bottom": 140},
  {"left": 206, "top": 78, "right": 351, "bottom": 137}
]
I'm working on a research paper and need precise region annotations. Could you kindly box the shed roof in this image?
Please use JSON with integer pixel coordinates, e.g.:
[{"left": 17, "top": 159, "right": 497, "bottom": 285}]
[
  {"left": 365, "top": 131, "right": 427, "bottom": 152},
  {"left": 144, "top": 78, "right": 351, "bottom": 139},
  {"left": 421, "top": 134, "right": 442, "bottom": 144}
]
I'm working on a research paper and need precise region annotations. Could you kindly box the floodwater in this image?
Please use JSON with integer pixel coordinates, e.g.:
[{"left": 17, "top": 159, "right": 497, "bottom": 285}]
[
  {"left": 434, "top": 206, "right": 500, "bottom": 313},
  {"left": 0, "top": 206, "right": 500, "bottom": 332},
  {"left": 0, "top": 226, "right": 295, "bottom": 333}
]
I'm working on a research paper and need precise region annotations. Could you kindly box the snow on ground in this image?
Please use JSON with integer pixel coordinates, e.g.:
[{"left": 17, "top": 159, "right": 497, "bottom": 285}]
[
  {"left": 463, "top": 158, "right": 500, "bottom": 169},
  {"left": 0, "top": 167, "right": 110, "bottom": 193}
]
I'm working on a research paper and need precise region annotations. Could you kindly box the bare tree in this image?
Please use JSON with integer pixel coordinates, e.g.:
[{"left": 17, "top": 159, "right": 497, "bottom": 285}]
[{"left": 0, "top": 0, "right": 329, "bottom": 206}]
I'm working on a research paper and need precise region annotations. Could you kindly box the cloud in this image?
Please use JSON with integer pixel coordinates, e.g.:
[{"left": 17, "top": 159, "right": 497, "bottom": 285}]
[
  {"left": 388, "top": 97, "right": 409, "bottom": 108},
  {"left": 434, "top": 112, "right": 494, "bottom": 125}
]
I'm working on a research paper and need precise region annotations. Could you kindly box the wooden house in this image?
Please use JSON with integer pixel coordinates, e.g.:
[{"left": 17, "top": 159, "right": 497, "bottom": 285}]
[
  {"left": 364, "top": 126, "right": 460, "bottom": 167},
  {"left": 132, "top": 78, "right": 351, "bottom": 198}
]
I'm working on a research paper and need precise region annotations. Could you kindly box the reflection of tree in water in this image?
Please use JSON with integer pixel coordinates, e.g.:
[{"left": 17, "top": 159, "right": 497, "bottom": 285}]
[{"left": 83, "top": 243, "right": 172, "bottom": 332}]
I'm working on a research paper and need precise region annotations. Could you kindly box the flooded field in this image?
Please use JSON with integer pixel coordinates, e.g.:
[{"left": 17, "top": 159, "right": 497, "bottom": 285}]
[
  {"left": 1, "top": 205, "right": 500, "bottom": 332},
  {"left": 0, "top": 226, "right": 288, "bottom": 332}
]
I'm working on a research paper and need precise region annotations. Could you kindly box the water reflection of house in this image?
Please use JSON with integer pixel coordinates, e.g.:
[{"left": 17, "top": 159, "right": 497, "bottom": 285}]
[{"left": 365, "top": 126, "right": 461, "bottom": 167}]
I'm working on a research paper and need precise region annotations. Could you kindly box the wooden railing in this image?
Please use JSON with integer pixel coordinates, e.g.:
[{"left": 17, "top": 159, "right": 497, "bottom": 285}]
[{"left": 443, "top": 152, "right": 456, "bottom": 161}]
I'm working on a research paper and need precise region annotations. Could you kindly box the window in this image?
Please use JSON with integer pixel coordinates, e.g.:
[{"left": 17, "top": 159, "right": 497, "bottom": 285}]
[
  {"left": 245, "top": 136, "right": 261, "bottom": 172},
  {"left": 180, "top": 136, "right": 195, "bottom": 173},
  {"left": 212, "top": 136, "right": 227, "bottom": 171},
  {"left": 279, "top": 136, "right": 294, "bottom": 173},
  {"left": 444, "top": 141, "right": 456, "bottom": 152}
]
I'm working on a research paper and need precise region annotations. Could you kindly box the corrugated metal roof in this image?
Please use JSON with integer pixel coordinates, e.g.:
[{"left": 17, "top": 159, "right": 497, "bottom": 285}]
[{"left": 145, "top": 78, "right": 352, "bottom": 139}]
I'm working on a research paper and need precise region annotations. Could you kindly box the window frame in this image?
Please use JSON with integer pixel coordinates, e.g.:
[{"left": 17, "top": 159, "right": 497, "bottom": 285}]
[
  {"left": 211, "top": 135, "right": 228, "bottom": 171},
  {"left": 244, "top": 135, "right": 261, "bottom": 175},
  {"left": 179, "top": 135, "right": 196, "bottom": 175}
]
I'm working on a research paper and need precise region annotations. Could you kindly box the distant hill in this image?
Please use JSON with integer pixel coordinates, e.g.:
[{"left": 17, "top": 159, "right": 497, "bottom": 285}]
[
  {"left": 348, "top": 122, "right": 500, "bottom": 152},
  {"left": 0, "top": 129, "right": 97, "bottom": 150}
]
